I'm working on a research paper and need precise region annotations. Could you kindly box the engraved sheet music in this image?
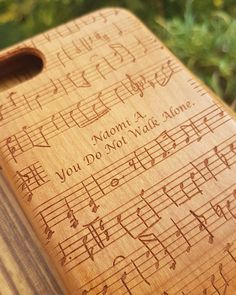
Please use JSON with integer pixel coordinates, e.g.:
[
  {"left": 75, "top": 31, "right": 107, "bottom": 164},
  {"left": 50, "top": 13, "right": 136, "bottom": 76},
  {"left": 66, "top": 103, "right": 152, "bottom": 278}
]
[{"left": 0, "top": 8, "right": 236, "bottom": 294}]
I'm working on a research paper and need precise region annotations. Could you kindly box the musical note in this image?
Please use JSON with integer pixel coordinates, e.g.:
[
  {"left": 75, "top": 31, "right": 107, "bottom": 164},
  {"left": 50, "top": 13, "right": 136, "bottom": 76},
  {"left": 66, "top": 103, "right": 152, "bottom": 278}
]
[
  {"left": 50, "top": 78, "right": 58, "bottom": 94},
  {"left": 16, "top": 171, "right": 33, "bottom": 202},
  {"left": 135, "top": 36, "right": 148, "bottom": 54},
  {"left": 35, "top": 94, "right": 42, "bottom": 110},
  {"left": 230, "top": 142, "right": 236, "bottom": 155},
  {"left": 120, "top": 272, "right": 133, "bottom": 295},
  {"left": 5, "top": 135, "right": 23, "bottom": 163},
  {"left": 40, "top": 212, "right": 55, "bottom": 241},
  {"left": 225, "top": 243, "right": 236, "bottom": 263},
  {"left": 171, "top": 218, "right": 191, "bottom": 252},
  {"left": 180, "top": 119, "right": 202, "bottom": 143},
  {"left": 22, "top": 125, "right": 50, "bottom": 148},
  {"left": 15, "top": 162, "right": 48, "bottom": 202},
  {"left": 82, "top": 234, "right": 94, "bottom": 261},
  {"left": 81, "top": 180, "right": 99, "bottom": 213},
  {"left": 137, "top": 189, "right": 161, "bottom": 233},
  {"left": 8, "top": 91, "right": 17, "bottom": 106},
  {"left": 163, "top": 185, "right": 178, "bottom": 207},
  {"left": 133, "top": 147, "right": 155, "bottom": 170},
  {"left": 83, "top": 217, "right": 109, "bottom": 261},
  {"left": 204, "top": 158, "right": 217, "bottom": 181},
  {"left": 109, "top": 43, "right": 136, "bottom": 63},
  {"left": 58, "top": 243, "right": 68, "bottom": 266},
  {"left": 203, "top": 116, "right": 214, "bottom": 134},
  {"left": 214, "top": 146, "right": 230, "bottom": 169},
  {"left": 113, "top": 22, "right": 123, "bottom": 35},
  {"left": 210, "top": 202, "right": 227, "bottom": 221},
  {"left": 23, "top": 94, "right": 33, "bottom": 111},
  {"left": 65, "top": 198, "right": 79, "bottom": 228},
  {"left": 139, "top": 233, "right": 176, "bottom": 270},
  {"left": 125, "top": 74, "right": 144, "bottom": 97},
  {"left": 155, "top": 60, "right": 174, "bottom": 87},
  {"left": 91, "top": 91, "right": 110, "bottom": 118},
  {"left": 226, "top": 199, "right": 236, "bottom": 219},
  {"left": 190, "top": 210, "right": 214, "bottom": 244},
  {"left": 190, "top": 171, "right": 203, "bottom": 195},
  {"left": 102, "top": 285, "right": 108, "bottom": 295},
  {"left": 114, "top": 86, "right": 125, "bottom": 104},
  {"left": 72, "top": 40, "right": 81, "bottom": 54},
  {"left": 155, "top": 130, "right": 176, "bottom": 158},
  {"left": 131, "top": 259, "right": 150, "bottom": 286}
]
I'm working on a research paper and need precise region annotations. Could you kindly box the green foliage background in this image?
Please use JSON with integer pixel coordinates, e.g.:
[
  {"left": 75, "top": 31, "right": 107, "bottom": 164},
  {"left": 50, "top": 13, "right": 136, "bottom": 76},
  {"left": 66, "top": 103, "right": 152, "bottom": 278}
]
[{"left": 0, "top": 0, "right": 236, "bottom": 109}]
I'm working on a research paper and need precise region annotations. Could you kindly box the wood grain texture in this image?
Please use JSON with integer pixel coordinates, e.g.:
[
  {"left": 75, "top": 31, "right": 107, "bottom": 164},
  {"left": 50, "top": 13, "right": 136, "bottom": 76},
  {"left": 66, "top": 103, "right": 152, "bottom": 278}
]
[
  {"left": 0, "top": 173, "right": 65, "bottom": 295},
  {"left": 0, "top": 7, "right": 236, "bottom": 295}
]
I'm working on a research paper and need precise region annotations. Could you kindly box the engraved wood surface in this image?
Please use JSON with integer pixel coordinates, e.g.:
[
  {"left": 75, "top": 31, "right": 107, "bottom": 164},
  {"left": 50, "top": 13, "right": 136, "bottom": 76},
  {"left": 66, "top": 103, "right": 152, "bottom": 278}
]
[{"left": 1, "top": 7, "right": 236, "bottom": 294}]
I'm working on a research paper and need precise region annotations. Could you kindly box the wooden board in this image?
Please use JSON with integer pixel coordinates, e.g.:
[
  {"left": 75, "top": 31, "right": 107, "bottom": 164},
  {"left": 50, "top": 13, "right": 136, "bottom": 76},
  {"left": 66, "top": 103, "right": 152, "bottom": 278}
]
[
  {"left": 0, "top": 7, "right": 236, "bottom": 295},
  {"left": 0, "top": 173, "right": 65, "bottom": 295}
]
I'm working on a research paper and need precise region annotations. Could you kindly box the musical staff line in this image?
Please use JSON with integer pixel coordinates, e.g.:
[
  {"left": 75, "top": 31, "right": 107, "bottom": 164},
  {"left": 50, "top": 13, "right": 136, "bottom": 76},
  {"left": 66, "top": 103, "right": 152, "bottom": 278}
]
[
  {"left": 43, "top": 17, "right": 142, "bottom": 71},
  {"left": 19, "top": 8, "right": 122, "bottom": 48},
  {"left": 36, "top": 105, "right": 229, "bottom": 230},
  {"left": 77, "top": 182, "right": 236, "bottom": 295},
  {"left": 0, "top": 57, "right": 182, "bottom": 164},
  {"left": 0, "top": 34, "right": 160, "bottom": 127},
  {"left": 55, "top": 136, "right": 236, "bottom": 277},
  {"left": 14, "top": 161, "right": 50, "bottom": 202}
]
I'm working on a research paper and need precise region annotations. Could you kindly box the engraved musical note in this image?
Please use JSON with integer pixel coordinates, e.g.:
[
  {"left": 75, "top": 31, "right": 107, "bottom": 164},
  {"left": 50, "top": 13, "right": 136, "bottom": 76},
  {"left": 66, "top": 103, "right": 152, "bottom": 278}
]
[
  {"left": 8, "top": 91, "right": 17, "bottom": 106},
  {"left": 120, "top": 272, "right": 133, "bottom": 295},
  {"left": 230, "top": 142, "right": 236, "bottom": 155},
  {"left": 210, "top": 202, "right": 228, "bottom": 221},
  {"left": 155, "top": 130, "right": 176, "bottom": 158},
  {"left": 23, "top": 94, "right": 33, "bottom": 111},
  {"left": 81, "top": 180, "right": 100, "bottom": 213},
  {"left": 15, "top": 162, "right": 49, "bottom": 202},
  {"left": 163, "top": 185, "right": 178, "bottom": 207},
  {"left": 214, "top": 146, "right": 230, "bottom": 169},
  {"left": 155, "top": 60, "right": 174, "bottom": 87},
  {"left": 5, "top": 135, "right": 23, "bottom": 163},
  {"left": 58, "top": 242, "right": 68, "bottom": 266},
  {"left": 137, "top": 189, "right": 161, "bottom": 233},
  {"left": 109, "top": 43, "right": 135, "bottom": 63},
  {"left": 72, "top": 40, "right": 81, "bottom": 54},
  {"left": 65, "top": 198, "right": 79, "bottom": 228},
  {"left": 102, "top": 285, "right": 108, "bottom": 295},
  {"left": 40, "top": 212, "right": 55, "bottom": 241},
  {"left": 226, "top": 199, "right": 236, "bottom": 219},
  {"left": 190, "top": 210, "right": 214, "bottom": 244},
  {"left": 82, "top": 217, "right": 109, "bottom": 261},
  {"left": 113, "top": 22, "right": 123, "bottom": 35},
  {"left": 190, "top": 171, "right": 203, "bottom": 195},
  {"left": 225, "top": 243, "right": 236, "bottom": 263},
  {"left": 50, "top": 78, "right": 58, "bottom": 94},
  {"left": 134, "top": 147, "right": 155, "bottom": 170},
  {"left": 125, "top": 74, "right": 144, "bottom": 97},
  {"left": 180, "top": 119, "right": 202, "bottom": 143},
  {"left": 203, "top": 116, "right": 214, "bottom": 133},
  {"left": 131, "top": 259, "right": 150, "bottom": 286},
  {"left": 171, "top": 218, "right": 191, "bottom": 252},
  {"left": 139, "top": 233, "right": 176, "bottom": 270},
  {"left": 22, "top": 125, "right": 50, "bottom": 148},
  {"left": 135, "top": 36, "right": 148, "bottom": 54},
  {"left": 204, "top": 158, "right": 217, "bottom": 181},
  {"left": 16, "top": 171, "right": 33, "bottom": 202}
]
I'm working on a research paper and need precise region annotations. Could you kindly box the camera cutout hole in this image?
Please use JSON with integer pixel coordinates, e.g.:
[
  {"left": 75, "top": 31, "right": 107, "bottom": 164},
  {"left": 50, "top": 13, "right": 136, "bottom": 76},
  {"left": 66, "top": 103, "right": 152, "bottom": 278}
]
[{"left": 0, "top": 48, "right": 44, "bottom": 92}]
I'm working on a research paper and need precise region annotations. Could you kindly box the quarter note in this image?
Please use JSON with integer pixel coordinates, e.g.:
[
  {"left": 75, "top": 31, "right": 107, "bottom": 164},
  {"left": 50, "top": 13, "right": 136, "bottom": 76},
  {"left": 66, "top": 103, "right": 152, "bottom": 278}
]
[
  {"left": 190, "top": 210, "right": 214, "bottom": 244},
  {"left": 180, "top": 119, "right": 202, "bottom": 143}
]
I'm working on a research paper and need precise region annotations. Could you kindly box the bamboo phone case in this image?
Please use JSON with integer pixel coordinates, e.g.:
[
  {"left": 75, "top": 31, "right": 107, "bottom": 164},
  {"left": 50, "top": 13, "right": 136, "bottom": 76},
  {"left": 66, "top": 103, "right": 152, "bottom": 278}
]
[{"left": 0, "top": 7, "right": 236, "bottom": 295}]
